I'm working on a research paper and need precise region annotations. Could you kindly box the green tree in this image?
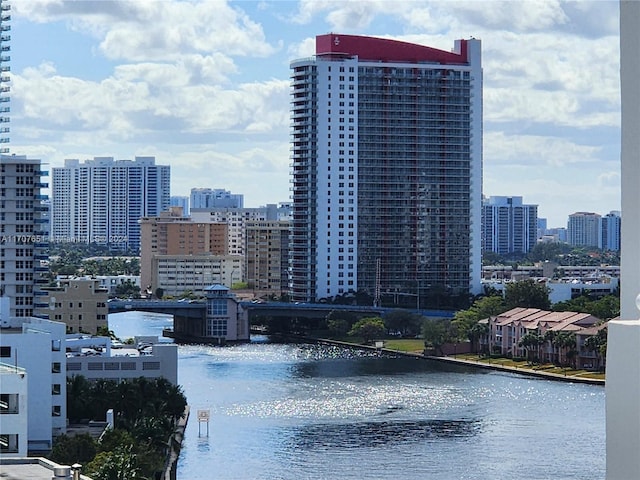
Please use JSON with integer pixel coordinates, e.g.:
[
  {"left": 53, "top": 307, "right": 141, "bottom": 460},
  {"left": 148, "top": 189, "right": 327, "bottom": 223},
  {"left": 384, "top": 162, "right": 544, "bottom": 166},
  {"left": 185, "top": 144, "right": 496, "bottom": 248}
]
[
  {"left": 115, "top": 279, "right": 140, "bottom": 298},
  {"left": 518, "top": 331, "right": 543, "bottom": 361},
  {"left": 327, "top": 317, "right": 351, "bottom": 337},
  {"left": 526, "top": 242, "right": 572, "bottom": 263},
  {"left": 49, "top": 433, "right": 97, "bottom": 466},
  {"left": 553, "top": 294, "right": 619, "bottom": 320},
  {"left": 583, "top": 326, "right": 608, "bottom": 369},
  {"left": 553, "top": 332, "right": 577, "bottom": 367},
  {"left": 468, "top": 321, "right": 489, "bottom": 353},
  {"left": 348, "top": 317, "right": 386, "bottom": 344},
  {"left": 452, "top": 295, "right": 506, "bottom": 343},
  {"left": 383, "top": 310, "right": 423, "bottom": 337},
  {"left": 504, "top": 279, "right": 551, "bottom": 310},
  {"left": 67, "top": 375, "right": 92, "bottom": 422},
  {"left": 86, "top": 444, "right": 142, "bottom": 480},
  {"left": 422, "top": 318, "right": 452, "bottom": 355}
]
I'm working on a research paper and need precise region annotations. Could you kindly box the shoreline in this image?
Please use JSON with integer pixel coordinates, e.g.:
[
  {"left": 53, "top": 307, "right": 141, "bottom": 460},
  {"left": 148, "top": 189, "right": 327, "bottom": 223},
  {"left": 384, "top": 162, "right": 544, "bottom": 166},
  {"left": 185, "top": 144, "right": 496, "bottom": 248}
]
[{"left": 310, "top": 337, "right": 605, "bottom": 386}]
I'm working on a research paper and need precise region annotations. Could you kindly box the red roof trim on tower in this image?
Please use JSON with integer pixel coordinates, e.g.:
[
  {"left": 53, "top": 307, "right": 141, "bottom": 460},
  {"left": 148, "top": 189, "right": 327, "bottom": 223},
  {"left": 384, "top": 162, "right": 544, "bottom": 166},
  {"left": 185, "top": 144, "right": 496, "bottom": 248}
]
[{"left": 316, "top": 34, "right": 468, "bottom": 65}]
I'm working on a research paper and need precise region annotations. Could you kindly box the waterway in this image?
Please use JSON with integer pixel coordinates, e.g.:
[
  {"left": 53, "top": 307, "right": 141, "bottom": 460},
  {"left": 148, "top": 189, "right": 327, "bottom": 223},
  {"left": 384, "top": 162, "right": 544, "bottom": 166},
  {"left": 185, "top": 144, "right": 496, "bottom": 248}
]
[{"left": 109, "top": 311, "right": 606, "bottom": 480}]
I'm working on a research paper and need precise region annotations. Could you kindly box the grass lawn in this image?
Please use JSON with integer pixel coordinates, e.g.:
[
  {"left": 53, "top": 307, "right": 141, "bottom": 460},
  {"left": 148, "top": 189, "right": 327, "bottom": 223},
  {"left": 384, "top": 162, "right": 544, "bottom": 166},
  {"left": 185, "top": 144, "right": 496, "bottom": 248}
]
[
  {"left": 454, "top": 354, "right": 605, "bottom": 381},
  {"left": 382, "top": 338, "right": 425, "bottom": 352}
]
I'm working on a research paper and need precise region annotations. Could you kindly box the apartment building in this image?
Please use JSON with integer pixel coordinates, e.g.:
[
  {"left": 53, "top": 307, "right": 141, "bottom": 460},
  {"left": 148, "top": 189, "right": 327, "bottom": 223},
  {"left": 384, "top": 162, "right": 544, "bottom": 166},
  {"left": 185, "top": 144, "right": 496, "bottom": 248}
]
[
  {"left": 152, "top": 254, "right": 243, "bottom": 297},
  {"left": 190, "top": 205, "right": 283, "bottom": 256},
  {"left": 567, "top": 212, "right": 602, "bottom": 248},
  {"left": 0, "top": 155, "right": 49, "bottom": 320},
  {"left": 601, "top": 210, "right": 621, "bottom": 252},
  {"left": 35, "top": 278, "right": 109, "bottom": 335},
  {"left": 0, "top": 314, "right": 67, "bottom": 452},
  {"left": 139, "top": 206, "right": 229, "bottom": 294},
  {"left": 190, "top": 188, "right": 243, "bottom": 209},
  {"left": 482, "top": 196, "right": 538, "bottom": 255},
  {"left": 289, "top": 34, "right": 483, "bottom": 303},
  {"left": 483, "top": 308, "right": 601, "bottom": 365},
  {"left": 245, "top": 220, "right": 290, "bottom": 297},
  {"left": 50, "top": 156, "right": 170, "bottom": 252}
]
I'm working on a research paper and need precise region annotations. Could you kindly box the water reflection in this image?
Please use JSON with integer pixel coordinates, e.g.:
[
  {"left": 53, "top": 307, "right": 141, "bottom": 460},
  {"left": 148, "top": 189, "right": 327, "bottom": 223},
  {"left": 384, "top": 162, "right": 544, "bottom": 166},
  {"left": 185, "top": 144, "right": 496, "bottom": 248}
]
[
  {"left": 108, "top": 314, "right": 606, "bottom": 480},
  {"left": 286, "top": 418, "right": 482, "bottom": 450}
]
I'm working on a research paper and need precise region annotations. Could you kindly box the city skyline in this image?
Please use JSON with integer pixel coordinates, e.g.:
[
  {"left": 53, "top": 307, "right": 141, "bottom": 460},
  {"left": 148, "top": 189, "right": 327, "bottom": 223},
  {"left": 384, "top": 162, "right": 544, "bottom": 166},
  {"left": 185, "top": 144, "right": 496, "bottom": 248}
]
[{"left": 9, "top": 1, "right": 621, "bottom": 228}]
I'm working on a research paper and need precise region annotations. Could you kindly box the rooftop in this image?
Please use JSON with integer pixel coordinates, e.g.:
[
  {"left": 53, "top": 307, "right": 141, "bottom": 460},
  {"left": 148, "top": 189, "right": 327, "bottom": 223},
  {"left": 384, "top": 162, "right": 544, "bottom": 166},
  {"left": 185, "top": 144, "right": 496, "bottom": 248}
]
[{"left": 0, "top": 458, "right": 91, "bottom": 480}]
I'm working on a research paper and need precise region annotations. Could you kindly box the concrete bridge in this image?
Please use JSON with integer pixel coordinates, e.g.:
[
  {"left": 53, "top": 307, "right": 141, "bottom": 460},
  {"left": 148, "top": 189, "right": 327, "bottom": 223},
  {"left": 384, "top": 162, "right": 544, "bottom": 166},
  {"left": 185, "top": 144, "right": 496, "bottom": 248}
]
[{"left": 108, "top": 299, "right": 454, "bottom": 321}]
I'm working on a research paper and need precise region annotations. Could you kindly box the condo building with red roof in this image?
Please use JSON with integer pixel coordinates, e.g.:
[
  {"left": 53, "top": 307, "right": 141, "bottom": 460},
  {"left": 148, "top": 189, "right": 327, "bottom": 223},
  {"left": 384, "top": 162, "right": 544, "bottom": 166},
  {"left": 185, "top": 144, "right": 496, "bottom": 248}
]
[{"left": 289, "top": 34, "right": 483, "bottom": 304}]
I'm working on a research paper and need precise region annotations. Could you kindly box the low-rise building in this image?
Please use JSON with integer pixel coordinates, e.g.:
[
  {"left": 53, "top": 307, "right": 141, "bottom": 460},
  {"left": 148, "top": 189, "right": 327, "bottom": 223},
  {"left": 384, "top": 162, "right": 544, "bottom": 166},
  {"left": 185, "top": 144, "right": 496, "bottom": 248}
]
[
  {"left": 482, "top": 276, "right": 619, "bottom": 304},
  {"left": 65, "top": 335, "right": 178, "bottom": 385},
  {"left": 481, "top": 308, "right": 604, "bottom": 368},
  {"left": 152, "top": 254, "right": 243, "bottom": 297}
]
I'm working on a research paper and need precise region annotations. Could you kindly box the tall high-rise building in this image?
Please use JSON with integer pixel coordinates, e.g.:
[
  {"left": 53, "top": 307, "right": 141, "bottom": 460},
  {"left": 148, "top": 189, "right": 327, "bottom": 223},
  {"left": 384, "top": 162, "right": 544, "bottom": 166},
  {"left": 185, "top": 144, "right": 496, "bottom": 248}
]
[
  {"left": 482, "top": 196, "right": 538, "bottom": 255},
  {"left": 601, "top": 210, "right": 621, "bottom": 252},
  {"left": 567, "top": 212, "right": 602, "bottom": 248},
  {"left": 51, "top": 156, "right": 170, "bottom": 251},
  {"left": 0, "top": 155, "right": 49, "bottom": 321},
  {"left": 0, "top": 0, "right": 10, "bottom": 153},
  {"left": 289, "top": 34, "right": 483, "bottom": 304},
  {"left": 190, "top": 188, "right": 243, "bottom": 209}
]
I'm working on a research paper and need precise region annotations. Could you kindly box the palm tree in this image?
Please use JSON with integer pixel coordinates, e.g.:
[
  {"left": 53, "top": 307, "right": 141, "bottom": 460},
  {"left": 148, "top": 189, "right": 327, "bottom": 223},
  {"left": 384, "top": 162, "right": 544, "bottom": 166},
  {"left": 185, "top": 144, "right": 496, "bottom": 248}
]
[
  {"left": 518, "top": 332, "right": 543, "bottom": 362},
  {"left": 553, "top": 332, "right": 577, "bottom": 367}
]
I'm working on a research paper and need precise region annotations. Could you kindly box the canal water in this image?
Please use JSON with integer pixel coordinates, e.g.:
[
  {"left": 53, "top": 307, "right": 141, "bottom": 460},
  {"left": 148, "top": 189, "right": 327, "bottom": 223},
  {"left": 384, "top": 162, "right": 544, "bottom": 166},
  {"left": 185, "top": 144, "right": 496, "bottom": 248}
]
[{"left": 109, "top": 312, "right": 606, "bottom": 480}]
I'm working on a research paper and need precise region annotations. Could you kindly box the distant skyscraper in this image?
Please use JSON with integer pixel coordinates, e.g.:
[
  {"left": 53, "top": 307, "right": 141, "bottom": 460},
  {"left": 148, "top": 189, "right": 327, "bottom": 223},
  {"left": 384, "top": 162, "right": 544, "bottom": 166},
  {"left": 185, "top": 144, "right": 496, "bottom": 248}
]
[
  {"left": 482, "top": 196, "right": 538, "bottom": 255},
  {"left": 289, "top": 34, "right": 483, "bottom": 304},
  {"left": 170, "top": 195, "right": 190, "bottom": 216},
  {"left": 567, "top": 212, "right": 602, "bottom": 248},
  {"left": 0, "top": 155, "right": 49, "bottom": 321},
  {"left": 601, "top": 210, "right": 621, "bottom": 251},
  {"left": 190, "top": 188, "right": 243, "bottom": 209},
  {"left": 51, "top": 156, "right": 170, "bottom": 251}
]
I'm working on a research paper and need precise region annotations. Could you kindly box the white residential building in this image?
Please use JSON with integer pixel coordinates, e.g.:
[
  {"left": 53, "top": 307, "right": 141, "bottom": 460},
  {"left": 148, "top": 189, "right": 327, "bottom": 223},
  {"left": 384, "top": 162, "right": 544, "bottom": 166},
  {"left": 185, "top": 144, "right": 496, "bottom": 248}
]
[
  {"left": 190, "top": 188, "right": 243, "bottom": 209},
  {"left": 0, "top": 315, "right": 67, "bottom": 452},
  {"left": 191, "top": 206, "right": 283, "bottom": 256},
  {"left": 482, "top": 196, "right": 538, "bottom": 254},
  {"left": 0, "top": 362, "right": 28, "bottom": 458},
  {"left": 601, "top": 210, "right": 621, "bottom": 251},
  {"left": 50, "top": 156, "right": 170, "bottom": 252},
  {"left": 567, "top": 212, "right": 601, "bottom": 248},
  {"left": 289, "top": 34, "right": 483, "bottom": 303}
]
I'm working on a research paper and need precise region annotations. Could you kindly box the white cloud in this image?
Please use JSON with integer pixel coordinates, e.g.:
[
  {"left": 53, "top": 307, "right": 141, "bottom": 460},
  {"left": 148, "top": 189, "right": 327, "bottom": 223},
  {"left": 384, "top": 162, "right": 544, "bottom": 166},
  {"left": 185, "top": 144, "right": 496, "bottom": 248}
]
[{"left": 485, "top": 131, "right": 603, "bottom": 167}]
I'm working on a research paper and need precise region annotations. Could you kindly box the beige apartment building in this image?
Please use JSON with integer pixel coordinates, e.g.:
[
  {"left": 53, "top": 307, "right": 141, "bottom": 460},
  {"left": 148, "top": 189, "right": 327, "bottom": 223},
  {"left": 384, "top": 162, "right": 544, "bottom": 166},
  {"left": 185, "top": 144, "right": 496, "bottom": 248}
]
[
  {"left": 35, "top": 278, "right": 108, "bottom": 334},
  {"left": 245, "top": 220, "right": 290, "bottom": 297},
  {"left": 139, "top": 207, "right": 229, "bottom": 294},
  {"left": 152, "top": 254, "right": 243, "bottom": 297}
]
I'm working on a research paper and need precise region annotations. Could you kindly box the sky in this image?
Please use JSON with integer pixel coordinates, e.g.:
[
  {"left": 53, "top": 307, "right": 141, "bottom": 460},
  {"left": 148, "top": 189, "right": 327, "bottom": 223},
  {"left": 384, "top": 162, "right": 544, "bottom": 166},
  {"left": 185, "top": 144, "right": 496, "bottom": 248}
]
[{"left": 8, "top": 0, "right": 621, "bottom": 228}]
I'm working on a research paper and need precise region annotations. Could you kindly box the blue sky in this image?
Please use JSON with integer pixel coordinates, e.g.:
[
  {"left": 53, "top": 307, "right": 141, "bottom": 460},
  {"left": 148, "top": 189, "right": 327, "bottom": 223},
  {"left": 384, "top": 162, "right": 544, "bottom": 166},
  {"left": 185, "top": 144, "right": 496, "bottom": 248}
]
[{"left": 9, "top": 0, "right": 621, "bottom": 228}]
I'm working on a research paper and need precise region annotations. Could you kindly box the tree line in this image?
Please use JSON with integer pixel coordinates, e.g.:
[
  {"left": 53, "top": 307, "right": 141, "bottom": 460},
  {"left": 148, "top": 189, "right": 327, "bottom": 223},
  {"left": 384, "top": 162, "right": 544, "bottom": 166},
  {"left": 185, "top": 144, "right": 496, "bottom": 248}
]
[
  {"left": 49, "top": 375, "right": 187, "bottom": 480},
  {"left": 268, "top": 279, "right": 617, "bottom": 365}
]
